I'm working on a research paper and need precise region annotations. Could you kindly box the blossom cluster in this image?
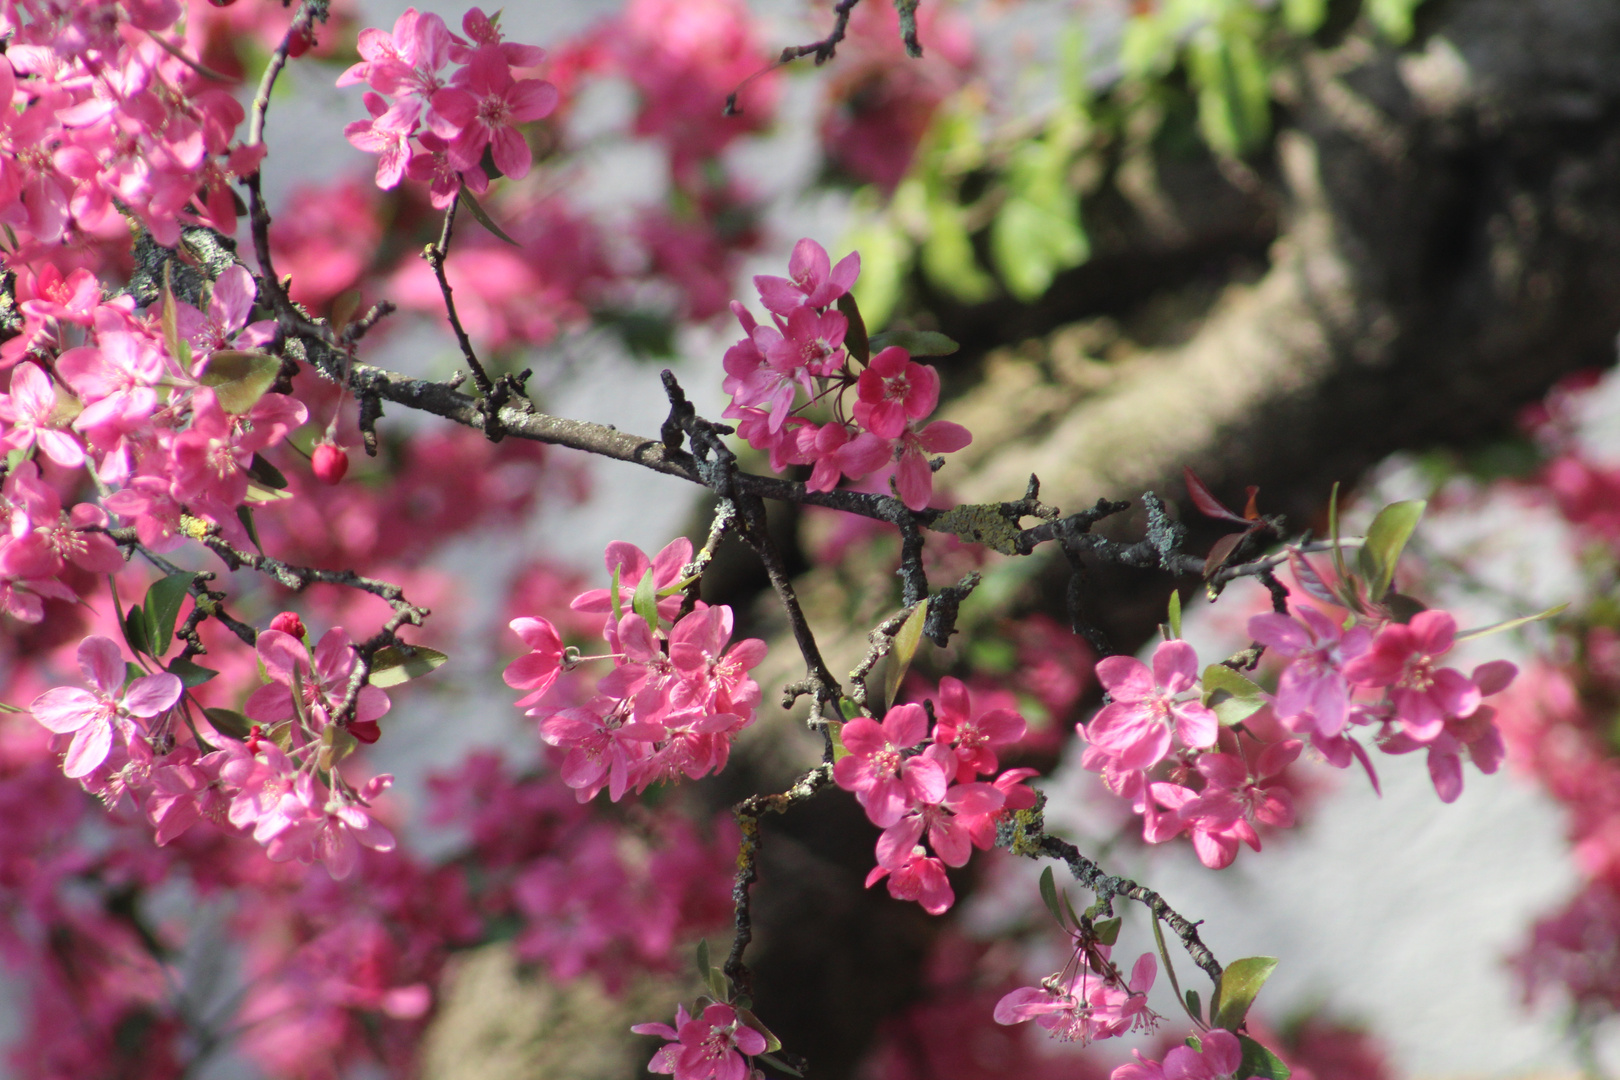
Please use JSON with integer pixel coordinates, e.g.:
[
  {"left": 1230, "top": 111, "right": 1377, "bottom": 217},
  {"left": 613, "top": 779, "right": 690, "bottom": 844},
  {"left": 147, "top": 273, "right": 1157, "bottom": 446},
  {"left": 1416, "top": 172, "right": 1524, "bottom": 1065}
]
[
  {"left": 504, "top": 537, "right": 767, "bottom": 802},
  {"left": 0, "top": 0, "right": 262, "bottom": 254},
  {"left": 1, "top": 261, "right": 312, "bottom": 617},
  {"left": 340, "top": 6, "right": 557, "bottom": 207},
  {"left": 633, "top": 1002, "right": 768, "bottom": 1080},
  {"left": 721, "top": 238, "right": 973, "bottom": 511},
  {"left": 1080, "top": 586, "right": 1518, "bottom": 869},
  {"left": 833, "top": 677, "right": 1037, "bottom": 913},
  {"left": 994, "top": 950, "right": 1160, "bottom": 1047},
  {"left": 28, "top": 618, "right": 397, "bottom": 879}
]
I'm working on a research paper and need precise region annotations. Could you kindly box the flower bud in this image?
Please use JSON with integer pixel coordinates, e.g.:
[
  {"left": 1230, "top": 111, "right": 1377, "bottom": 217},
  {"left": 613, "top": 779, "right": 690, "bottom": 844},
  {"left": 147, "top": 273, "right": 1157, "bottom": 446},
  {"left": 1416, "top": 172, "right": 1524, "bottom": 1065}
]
[
  {"left": 312, "top": 442, "right": 349, "bottom": 484},
  {"left": 286, "top": 25, "right": 315, "bottom": 57},
  {"left": 269, "top": 611, "right": 306, "bottom": 639}
]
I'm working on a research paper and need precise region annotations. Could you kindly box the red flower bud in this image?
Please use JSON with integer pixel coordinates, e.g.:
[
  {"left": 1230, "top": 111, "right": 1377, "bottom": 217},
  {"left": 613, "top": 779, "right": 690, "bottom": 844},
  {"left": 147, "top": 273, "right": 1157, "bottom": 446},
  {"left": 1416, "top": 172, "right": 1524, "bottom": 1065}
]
[
  {"left": 269, "top": 611, "right": 306, "bottom": 639},
  {"left": 312, "top": 442, "right": 348, "bottom": 484},
  {"left": 348, "top": 719, "right": 382, "bottom": 744},
  {"left": 286, "top": 26, "right": 315, "bottom": 57}
]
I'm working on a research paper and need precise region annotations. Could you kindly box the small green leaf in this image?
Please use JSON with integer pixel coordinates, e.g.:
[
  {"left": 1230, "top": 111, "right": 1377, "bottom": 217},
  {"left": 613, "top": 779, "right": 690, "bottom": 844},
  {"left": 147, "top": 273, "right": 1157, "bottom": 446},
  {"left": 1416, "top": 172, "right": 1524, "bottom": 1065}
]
[
  {"left": 1185, "top": 989, "right": 1203, "bottom": 1023},
  {"left": 866, "top": 329, "right": 960, "bottom": 357},
  {"left": 237, "top": 505, "right": 265, "bottom": 555},
  {"left": 1092, "top": 915, "right": 1121, "bottom": 946},
  {"left": 838, "top": 698, "right": 859, "bottom": 720},
  {"left": 459, "top": 189, "right": 521, "bottom": 246},
  {"left": 758, "top": 1053, "right": 804, "bottom": 1078},
  {"left": 368, "top": 645, "right": 449, "bottom": 687},
  {"left": 631, "top": 569, "right": 659, "bottom": 631},
  {"left": 1212, "top": 955, "right": 1278, "bottom": 1031},
  {"left": 655, "top": 573, "right": 701, "bottom": 598},
  {"left": 1357, "top": 500, "right": 1426, "bottom": 603},
  {"left": 1236, "top": 1034, "right": 1292, "bottom": 1080},
  {"left": 145, "top": 573, "right": 193, "bottom": 658},
  {"left": 736, "top": 1007, "right": 782, "bottom": 1054},
  {"left": 696, "top": 939, "right": 712, "bottom": 980},
  {"left": 204, "top": 707, "right": 253, "bottom": 739},
  {"left": 837, "top": 292, "right": 869, "bottom": 365},
  {"left": 0, "top": 701, "right": 23, "bottom": 713},
  {"left": 1038, "top": 866, "right": 1066, "bottom": 927},
  {"left": 1167, "top": 590, "right": 1183, "bottom": 638},
  {"left": 883, "top": 598, "right": 929, "bottom": 710},
  {"left": 124, "top": 604, "right": 153, "bottom": 658},
  {"left": 1282, "top": 0, "right": 1326, "bottom": 35},
  {"left": 247, "top": 454, "right": 289, "bottom": 490},
  {"left": 610, "top": 563, "right": 624, "bottom": 623},
  {"left": 1455, "top": 602, "right": 1569, "bottom": 642},
  {"left": 160, "top": 267, "right": 182, "bottom": 363},
  {"left": 197, "top": 350, "right": 281, "bottom": 414},
  {"left": 1202, "top": 664, "right": 1264, "bottom": 702},
  {"left": 1365, "top": 0, "right": 1419, "bottom": 43},
  {"left": 167, "top": 656, "right": 219, "bottom": 688},
  {"left": 705, "top": 962, "right": 729, "bottom": 1004},
  {"left": 1213, "top": 695, "right": 1267, "bottom": 726},
  {"left": 1150, "top": 916, "right": 1189, "bottom": 1022},
  {"left": 828, "top": 718, "right": 850, "bottom": 762}
]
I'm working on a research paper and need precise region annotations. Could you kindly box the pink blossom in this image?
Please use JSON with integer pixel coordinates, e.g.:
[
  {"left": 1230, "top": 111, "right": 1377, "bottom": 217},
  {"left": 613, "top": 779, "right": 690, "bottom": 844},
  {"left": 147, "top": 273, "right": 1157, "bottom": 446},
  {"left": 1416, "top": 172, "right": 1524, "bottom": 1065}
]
[
  {"left": 1342, "top": 609, "right": 1481, "bottom": 742},
  {"left": 30, "top": 635, "right": 181, "bottom": 778},
  {"left": 632, "top": 1002, "right": 767, "bottom": 1080},
  {"left": 854, "top": 347, "right": 939, "bottom": 440},
  {"left": 876, "top": 777, "right": 1003, "bottom": 869},
  {"left": 1084, "top": 640, "right": 1218, "bottom": 771},
  {"left": 345, "top": 94, "right": 421, "bottom": 190},
  {"left": 0, "top": 361, "right": 84, "bottom": 467},
  {"left": 505, "top": 615, "right": 566, "bottom": 708},
  {"left": 833, "top": 703, "right": 949, "bottom": 827},
  {"left": 571, "top": 537, "right": 693, "bottom": 624},
  {"left": 1113, "top": 1029, "right": 1242, "bottom": 1080},
  {"left": 244, "top": 627, "right": 392, "bottom": 730},
  {"left": 931, "top": 676, "right": 1026, "bottom": 783},
  {"left": 430, "top": 50, "right": 558, "bottom": 179},
  {"left": 753, "top": 238, "right": 859, "bottom": 315},
  {"left": 539, "top": 696, "right": 664, "bottom": 802},
  {"left": 894, "top": 419, "right": 971, "bottom": 511},
  {"left": 865, "top": 848, "right": 954, "bottom": 914},
  {"left": 1248, "top": 606, "right": 1369, "bottom": 737}
]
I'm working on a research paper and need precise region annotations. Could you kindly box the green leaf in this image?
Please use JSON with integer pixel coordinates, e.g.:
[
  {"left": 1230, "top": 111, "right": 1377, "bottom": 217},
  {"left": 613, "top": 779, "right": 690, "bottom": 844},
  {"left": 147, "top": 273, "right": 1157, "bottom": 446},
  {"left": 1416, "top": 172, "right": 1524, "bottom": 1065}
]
[
  {"left": 203, "top": 707, "right": 253, "bottom": 739},
  {"left": 1038, "top": 866, "right": 1066, "bottom": 927},
  {"left": 1213, "top": 694, "right": 1267, "bottom": 726},
  {"left": 696, "top": 939, "right": 712, "bottom": 980},
  {"left": 846, "top": 211, "right": 911, "bottom": 332},
  {"left": 610, "top": 563, "right": 624, "bottom": 623},
  {"left": 705, "top": 960, "right": 729, "bottom": 1004},
  {"left": 837, "top": 292, "right": 869, "bottom": 365},
  {"left": 1202, "top": 664, "right": 1264, "bottom": 703},
  {"left": 1212, "top": 955, "right": 1278, "bottom": 1031},
  {"left": 145, "top": 573, "right": 193, "bottom": 659},
  {"left": 828, "top": 717, "right": 850, "bottom": 762},
  {"left": 758, "top": 1053, "right": 804, "bottom": 1078},
  {"left": 866, "top": 329, "right": 960, "bottom": 357},
  {"left": 368, "top": 645, "right": 449, "bottom": 687},
  {"left": 736, "top": 1007, "right": 782, "bottom": 1054},
  {"left": 0, "top": 700, "right": 23, "bottom": 713},
  {"left": 883, "top": 599, "right": 929, "bottom": 710},
  {"left": 247, "top": 454, "right": 289, "bottom": 490},
  {"left": 124, "top": 604, "right": 153, "bottom": 658},
  {"left": 237, "top": 505, "right": 265, "bottom": 555},
  {"left": 631, "top": 569, "right": 659, "bottom": 631},
  {"left": 989, "top": 125, "right": 1090, "bottom": 302},
  {"left": 920, "top": 195, "right": 996, "bottom": 304},
  {"left": 160, "top": 267, "right": 181, "bottom": 363},
  {"left": 1185, "top": 989, "right": 1203, "bottom": 1023},
  {"left": 1282, "top": 0, "right": 1326, "bottom": 35},
  {"left": 1357, "top": 500, "right": 1426, "bottom": 603},
  {"left": 197, "top": 350, "right": 281, "bottom": 414},
  {"left": 167, "top": 656, "right": 219, "bottom": 688},
  {"left": 1365, "top": 0, "right": 1419, "bottom": 43},
  {"left": 1092, "top": 915, "right": 1121, "bottom": 946},
  {"left": 1150, "top": 915, "right": 1191, "bottom": 1024},
  {"left": 839, "top": 698, "right": 859, "bottom": 720},
  {"left": 1455, "top": 602, "right": 1569, "bottom": 643},
  {"left": 1236, "top": 1034, "right": 1292, "bottom": 1080},
  {"left": 1167, "top": 590, "right": 1183, "bottom": 638},
  {"left": 459, "top": 189, "right": 521, "bottom": 246}
]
